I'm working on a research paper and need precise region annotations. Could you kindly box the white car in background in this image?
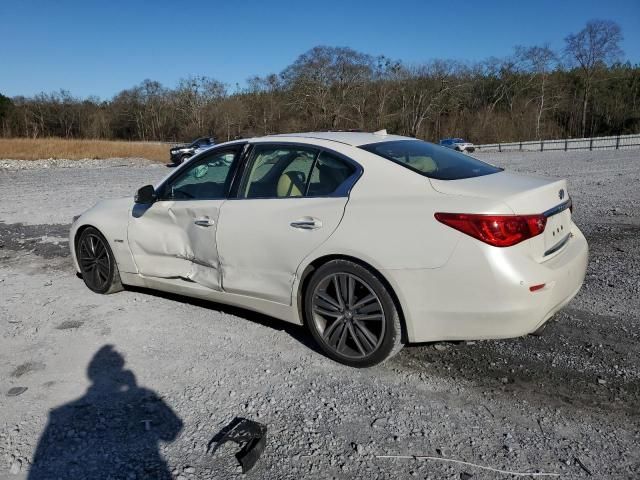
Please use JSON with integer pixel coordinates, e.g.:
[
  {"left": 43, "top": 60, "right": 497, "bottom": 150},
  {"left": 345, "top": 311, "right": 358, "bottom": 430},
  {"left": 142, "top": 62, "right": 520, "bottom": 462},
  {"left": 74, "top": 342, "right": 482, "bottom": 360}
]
[
  {"left": 70, "top": 131, "right": 588, "bottom": 367},
  {"left": 440, "top": 138, "right": 476, "bottom": 153}
]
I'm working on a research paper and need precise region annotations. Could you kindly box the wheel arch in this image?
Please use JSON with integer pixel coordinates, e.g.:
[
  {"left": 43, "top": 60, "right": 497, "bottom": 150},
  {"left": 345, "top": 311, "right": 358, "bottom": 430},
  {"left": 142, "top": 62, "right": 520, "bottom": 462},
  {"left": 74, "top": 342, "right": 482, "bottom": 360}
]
[
  {"left": 73, "top": 223, "right": 94, "bottom": 250},
  {"left": 296, "top": 254, "right": 409, "bottom": 343},
  {"left": 73, "top": 223, "right": 124, "bottom": 294},
  {"left": 73, "top": 223, "right": 113, "bottom": 269},
  {"left": 72, "top": 219, "right": 137, "bottom": 276}
]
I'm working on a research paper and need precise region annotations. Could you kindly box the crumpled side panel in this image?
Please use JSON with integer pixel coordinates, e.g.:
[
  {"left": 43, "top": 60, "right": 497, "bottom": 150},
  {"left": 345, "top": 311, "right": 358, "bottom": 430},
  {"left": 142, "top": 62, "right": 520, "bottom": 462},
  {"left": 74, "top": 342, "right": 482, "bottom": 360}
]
[
  {"left": 128, "top": 201, "right": 223, "bottom": 290},
  {"left": 171, "top": 206, "right": 219, "bottom": 270}
]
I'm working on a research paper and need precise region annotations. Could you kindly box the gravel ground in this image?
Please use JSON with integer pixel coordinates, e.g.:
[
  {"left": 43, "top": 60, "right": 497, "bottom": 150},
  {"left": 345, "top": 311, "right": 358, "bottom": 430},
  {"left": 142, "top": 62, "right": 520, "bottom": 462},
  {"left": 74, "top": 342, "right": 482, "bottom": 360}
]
[{"left": 0, "top": 150, "right": 638, "bottom": 479}]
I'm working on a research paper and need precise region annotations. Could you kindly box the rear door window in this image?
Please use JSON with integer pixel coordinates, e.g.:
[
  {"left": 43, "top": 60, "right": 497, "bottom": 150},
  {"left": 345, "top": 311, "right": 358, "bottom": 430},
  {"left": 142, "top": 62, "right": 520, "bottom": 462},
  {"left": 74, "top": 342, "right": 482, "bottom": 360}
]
[
  {"left": 241, "top": 146, "right": 317, "bottom": 198},
  {"left": 360, "top": 140, "right": 500, "bottom": 180},
  {"left": 239, "top": 145, "right": 358, "bottom": 198},
  {"left": 307, "top": 152, "right": 356, "bottom": 196}
]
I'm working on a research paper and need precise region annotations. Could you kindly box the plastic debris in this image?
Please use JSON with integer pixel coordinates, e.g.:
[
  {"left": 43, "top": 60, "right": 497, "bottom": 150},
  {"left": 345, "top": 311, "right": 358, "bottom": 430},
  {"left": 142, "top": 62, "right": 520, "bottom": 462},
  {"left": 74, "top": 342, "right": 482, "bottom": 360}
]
[{"left": 208, "top": 417, "right": 267, "bottom": 473}]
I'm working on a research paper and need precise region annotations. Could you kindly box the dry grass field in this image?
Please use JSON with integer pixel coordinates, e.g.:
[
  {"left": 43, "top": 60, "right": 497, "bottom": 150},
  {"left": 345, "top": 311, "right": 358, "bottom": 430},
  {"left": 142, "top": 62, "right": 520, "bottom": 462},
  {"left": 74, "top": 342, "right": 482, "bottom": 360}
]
[{"left": 0, "top": 137, "right": 170, "bottom": 162}]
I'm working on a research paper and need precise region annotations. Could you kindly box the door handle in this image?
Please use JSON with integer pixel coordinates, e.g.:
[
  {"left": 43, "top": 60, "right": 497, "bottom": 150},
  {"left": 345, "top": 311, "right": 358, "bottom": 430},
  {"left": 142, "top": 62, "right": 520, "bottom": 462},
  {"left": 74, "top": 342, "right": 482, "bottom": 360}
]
[
  {"left": 290, "top": 217, "right": 322, "bottom": 230},
  {"left": 194, "top": 218, "right": 215, "bottom": 227}
]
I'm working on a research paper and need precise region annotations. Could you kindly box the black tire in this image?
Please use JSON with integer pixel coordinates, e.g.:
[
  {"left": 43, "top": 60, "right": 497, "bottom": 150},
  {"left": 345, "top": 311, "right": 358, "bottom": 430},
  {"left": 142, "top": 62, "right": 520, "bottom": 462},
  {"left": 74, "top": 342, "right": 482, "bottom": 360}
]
[
  {"left": 76, "top": 227, "right": 123, "bottom": 294},
  {"left": 304, "top": 260, "right": 403, "bottom": 367}
]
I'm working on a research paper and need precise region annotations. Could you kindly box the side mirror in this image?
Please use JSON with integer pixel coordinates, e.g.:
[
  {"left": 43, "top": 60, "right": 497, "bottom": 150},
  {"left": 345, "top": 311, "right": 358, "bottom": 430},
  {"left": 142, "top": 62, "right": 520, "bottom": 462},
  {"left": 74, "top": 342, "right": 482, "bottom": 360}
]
[{"left": 134, "top": 185, "right": 157, "bottom": 204}]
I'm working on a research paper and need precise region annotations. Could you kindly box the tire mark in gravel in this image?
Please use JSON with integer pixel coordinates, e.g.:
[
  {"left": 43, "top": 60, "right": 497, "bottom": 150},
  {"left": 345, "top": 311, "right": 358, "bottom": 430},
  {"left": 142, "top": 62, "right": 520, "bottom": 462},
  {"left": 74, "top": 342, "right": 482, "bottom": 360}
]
[
  {"left": 396, "top": 333, "right": 640, "bottom": 420},
  {"left": 581, "top": 222, "right": 640, "bottom": 302},
  {"left": 0, "top": 222, "right": 70, "bottom": 259},
  {"left": 11, "top": 361, "right": 46, "bottom": 378},
  {"left": 56, "top": 320, "right": 84, "bottom": 330}
]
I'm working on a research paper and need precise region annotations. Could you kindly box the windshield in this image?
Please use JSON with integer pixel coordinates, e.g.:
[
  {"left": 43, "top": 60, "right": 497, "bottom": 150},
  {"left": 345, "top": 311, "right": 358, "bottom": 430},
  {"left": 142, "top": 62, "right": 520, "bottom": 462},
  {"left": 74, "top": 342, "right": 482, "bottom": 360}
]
[{"left": 360, "top": 140, "right": 501, "bottom": 180}]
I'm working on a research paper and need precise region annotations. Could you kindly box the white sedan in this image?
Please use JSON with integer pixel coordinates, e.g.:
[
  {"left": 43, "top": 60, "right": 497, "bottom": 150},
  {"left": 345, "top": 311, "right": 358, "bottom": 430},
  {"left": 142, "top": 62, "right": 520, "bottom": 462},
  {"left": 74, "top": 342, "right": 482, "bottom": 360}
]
[{"left": 70, "top": 131, "right": 588, "bottom": 367}]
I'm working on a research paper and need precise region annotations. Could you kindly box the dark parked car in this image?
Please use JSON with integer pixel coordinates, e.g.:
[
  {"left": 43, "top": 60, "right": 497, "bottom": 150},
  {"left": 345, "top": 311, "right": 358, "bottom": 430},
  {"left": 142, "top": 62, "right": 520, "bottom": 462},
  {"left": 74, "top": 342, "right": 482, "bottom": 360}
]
[{"left": 170, "top": 137, "right": 215, "bottom": 164}]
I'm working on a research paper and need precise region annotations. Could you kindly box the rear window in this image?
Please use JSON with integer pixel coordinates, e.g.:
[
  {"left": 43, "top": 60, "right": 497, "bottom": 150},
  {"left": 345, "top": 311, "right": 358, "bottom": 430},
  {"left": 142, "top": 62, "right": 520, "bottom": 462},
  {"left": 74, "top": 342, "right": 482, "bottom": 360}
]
[{"left": 360, "top": 140, "right": 500, "bottom": 180}]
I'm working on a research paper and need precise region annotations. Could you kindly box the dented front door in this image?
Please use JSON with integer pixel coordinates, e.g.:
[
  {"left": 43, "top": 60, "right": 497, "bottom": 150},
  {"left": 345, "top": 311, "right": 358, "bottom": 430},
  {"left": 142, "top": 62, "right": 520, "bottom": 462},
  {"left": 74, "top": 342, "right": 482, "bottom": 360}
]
[
  {"left": 126, "top": 146, "right": 242, "bottom": 291},
  {"left": 128, "top": 200, "right": 224, "bottom": 290}
]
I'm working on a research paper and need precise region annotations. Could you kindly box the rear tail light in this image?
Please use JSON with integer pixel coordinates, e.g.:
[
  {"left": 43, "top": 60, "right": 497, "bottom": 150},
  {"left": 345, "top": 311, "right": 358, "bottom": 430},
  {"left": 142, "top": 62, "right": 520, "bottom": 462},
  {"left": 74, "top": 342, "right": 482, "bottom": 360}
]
[{"left": 435, "top": 212, "right": 547, "bottom": 247}]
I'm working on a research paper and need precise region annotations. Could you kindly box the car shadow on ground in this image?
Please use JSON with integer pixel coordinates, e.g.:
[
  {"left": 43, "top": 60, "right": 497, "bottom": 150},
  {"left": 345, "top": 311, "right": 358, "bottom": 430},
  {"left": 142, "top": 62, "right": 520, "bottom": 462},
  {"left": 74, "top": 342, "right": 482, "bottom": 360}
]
[
  {"left": 28, "top": 345, "right": 183, "bottom": 479},
  {"left": 123, "top": 285, "right": 325, "bottom": 357},
  {"left": 394, "top": 310, "right": 640, "bottom": 420}
]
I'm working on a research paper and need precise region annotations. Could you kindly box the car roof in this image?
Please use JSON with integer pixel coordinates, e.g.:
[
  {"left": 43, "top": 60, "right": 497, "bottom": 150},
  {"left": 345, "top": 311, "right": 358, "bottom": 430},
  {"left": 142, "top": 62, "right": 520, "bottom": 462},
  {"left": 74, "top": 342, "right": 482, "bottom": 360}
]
[{"left": 251, "top": 131, "right": 414, "bottom": 147}]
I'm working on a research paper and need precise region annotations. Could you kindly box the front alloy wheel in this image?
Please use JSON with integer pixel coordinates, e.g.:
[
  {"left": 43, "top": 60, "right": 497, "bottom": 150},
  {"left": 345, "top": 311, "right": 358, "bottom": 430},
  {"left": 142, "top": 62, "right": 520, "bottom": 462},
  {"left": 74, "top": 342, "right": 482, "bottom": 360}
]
[
  {"left": 77, "top": 227, "right": 123, "bottom": 294},
  {"left": 305, "top": 260, "right": 403, "bottom": 367}
]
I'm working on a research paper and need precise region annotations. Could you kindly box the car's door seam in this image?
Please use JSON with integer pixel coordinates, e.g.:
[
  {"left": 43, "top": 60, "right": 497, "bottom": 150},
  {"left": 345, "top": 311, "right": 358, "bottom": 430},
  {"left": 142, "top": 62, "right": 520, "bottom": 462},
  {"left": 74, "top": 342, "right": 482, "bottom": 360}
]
[{"left": 288, "top": 195, "right": 352, "bottom": 305}]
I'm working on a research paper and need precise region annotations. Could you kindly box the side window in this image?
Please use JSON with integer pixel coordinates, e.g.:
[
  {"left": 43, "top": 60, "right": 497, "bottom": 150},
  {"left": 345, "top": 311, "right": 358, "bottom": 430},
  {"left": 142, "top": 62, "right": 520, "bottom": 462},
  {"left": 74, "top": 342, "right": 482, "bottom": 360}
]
[
  {"left": 161, "top": 149, "right": 237, "bottom": 200},
  {"left": 307, "top": 152, "right": 356, "bottom": 196},
  {"left": 242, "top": 146, "right": 317, "bottom": 199}
]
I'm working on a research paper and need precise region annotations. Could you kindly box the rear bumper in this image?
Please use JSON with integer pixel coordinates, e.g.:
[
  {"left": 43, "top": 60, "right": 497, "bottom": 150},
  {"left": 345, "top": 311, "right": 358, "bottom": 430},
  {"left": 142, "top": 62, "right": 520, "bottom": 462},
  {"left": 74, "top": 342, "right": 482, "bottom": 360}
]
[{"left": 384, "top": 223, "right": 588, "bottom": 343}]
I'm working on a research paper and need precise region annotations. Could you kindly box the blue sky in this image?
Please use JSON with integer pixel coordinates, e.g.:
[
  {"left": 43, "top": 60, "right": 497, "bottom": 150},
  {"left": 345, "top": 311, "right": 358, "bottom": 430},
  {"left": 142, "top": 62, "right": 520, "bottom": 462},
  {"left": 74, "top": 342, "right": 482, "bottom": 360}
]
[{"left": 1, "top": 0, "right": 638, "bottom": 99}]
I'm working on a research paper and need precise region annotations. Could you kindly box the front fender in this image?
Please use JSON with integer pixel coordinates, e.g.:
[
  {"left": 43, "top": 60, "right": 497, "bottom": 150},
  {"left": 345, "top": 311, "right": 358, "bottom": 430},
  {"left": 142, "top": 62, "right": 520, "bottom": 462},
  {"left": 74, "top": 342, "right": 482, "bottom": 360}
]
[{"left": 69, "top": 197, "right": 138, "bottom": 274}]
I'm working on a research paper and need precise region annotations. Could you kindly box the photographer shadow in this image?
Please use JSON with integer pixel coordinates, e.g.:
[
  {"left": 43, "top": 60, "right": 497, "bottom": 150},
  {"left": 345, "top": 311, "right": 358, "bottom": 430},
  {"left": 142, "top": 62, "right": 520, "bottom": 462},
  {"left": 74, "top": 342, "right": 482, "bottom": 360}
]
[{"left": 28, "top": 345, "right": 182, "bottom": 480}]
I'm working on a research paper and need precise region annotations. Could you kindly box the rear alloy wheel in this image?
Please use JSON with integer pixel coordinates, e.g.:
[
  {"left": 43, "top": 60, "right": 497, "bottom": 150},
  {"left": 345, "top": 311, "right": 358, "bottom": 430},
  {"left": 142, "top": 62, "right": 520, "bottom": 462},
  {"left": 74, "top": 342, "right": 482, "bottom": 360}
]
[
  {"left": 77, "top": 227, "right": 123, "bottom": 294},
  {"left": 305, "top": 260, "right": 403, "bottom": 367}
]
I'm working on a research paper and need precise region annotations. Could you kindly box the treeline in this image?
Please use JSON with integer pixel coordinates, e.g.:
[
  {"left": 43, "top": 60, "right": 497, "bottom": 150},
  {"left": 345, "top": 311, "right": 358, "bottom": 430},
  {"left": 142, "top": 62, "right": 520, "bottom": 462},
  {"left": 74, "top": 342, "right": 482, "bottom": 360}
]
[{"left": 1, "top": 20, "right": 638, "bottom": 144}]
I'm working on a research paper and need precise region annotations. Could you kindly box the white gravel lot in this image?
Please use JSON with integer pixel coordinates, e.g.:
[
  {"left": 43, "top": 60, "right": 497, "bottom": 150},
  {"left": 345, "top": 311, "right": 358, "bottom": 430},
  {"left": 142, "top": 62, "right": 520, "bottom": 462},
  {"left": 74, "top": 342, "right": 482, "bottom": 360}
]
[{"left": 0, "top": 150, "right": 639, "bottom": 479}]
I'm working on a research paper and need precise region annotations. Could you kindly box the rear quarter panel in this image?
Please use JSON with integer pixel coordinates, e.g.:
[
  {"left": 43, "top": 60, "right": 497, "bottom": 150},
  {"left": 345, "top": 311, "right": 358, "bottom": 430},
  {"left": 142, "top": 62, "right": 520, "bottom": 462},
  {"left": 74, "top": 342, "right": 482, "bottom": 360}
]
[
  {"left": 306, "top": 147, "right": 513, "bottom": 271},
  {"left": 294, "top": 146, "right": 517, "bottom": 333}
]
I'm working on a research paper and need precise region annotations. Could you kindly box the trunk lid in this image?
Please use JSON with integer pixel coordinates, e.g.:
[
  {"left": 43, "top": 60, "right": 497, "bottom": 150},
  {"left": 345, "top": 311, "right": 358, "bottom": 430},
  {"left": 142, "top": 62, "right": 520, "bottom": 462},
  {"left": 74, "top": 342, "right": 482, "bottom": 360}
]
[{"left": 430, "top": 171, "right": 572, "bottom": 260}]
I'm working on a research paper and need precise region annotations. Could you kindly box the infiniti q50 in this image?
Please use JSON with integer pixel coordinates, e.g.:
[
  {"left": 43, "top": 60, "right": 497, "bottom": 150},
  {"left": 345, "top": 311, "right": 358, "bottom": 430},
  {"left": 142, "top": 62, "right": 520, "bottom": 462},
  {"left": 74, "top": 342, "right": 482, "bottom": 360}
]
[{"left": 70, "top": 131, "right": 588, "bottom": 367}]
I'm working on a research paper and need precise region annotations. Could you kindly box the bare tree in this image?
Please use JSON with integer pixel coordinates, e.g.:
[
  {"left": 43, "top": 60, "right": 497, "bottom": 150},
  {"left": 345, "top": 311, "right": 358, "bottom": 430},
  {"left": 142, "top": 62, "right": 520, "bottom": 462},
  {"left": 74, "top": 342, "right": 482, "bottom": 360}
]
[
  {"left": 517, "top": 45, "right": 558, "bottom": 139},
  {"left": 282, "top": 46, "right": 374, "bottom": 129},
  {"left": 0, "top": 93, "right": 13, "bottom": 136},
  {"left": 246, "top": 74, "right": 283, "bottom": 135},
  {"left": 564, "top": 19, "right": 623, "bottom": 136},
  {"left": 176, "top": 76, "right": 226, "bottom": 136}
]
